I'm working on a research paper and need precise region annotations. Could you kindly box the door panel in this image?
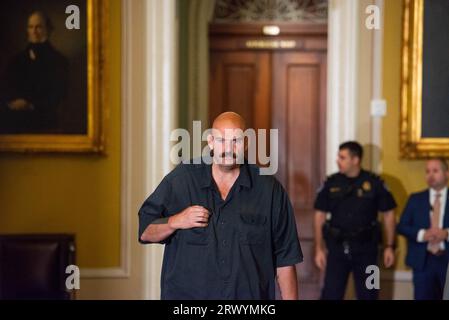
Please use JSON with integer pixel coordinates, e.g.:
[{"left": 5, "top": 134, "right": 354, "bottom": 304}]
[
  {"left": 209, "top": 52, "right": 270, "bottom": 131},
  {"left": 272, "top": 52, "right": 327, "bottom": 299}
]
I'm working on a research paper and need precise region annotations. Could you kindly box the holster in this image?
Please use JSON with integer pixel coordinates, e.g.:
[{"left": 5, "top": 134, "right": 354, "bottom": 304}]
[{"left": 323, "top": 220, "right": 380, "bottom": 244}]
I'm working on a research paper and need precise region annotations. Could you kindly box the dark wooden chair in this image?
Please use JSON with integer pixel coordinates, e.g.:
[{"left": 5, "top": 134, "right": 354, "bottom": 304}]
[{"left": 0, "top": 234, "right": 76, "bottom": 300}]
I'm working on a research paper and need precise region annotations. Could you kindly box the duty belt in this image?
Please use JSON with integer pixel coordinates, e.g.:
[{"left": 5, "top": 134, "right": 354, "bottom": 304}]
[{"left": 323, "top": 222, "right": 379, "bottom": 243}]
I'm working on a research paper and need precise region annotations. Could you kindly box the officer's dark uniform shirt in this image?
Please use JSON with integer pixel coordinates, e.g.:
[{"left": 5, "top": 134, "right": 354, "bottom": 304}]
[
  {"left": 314, "top": 169, "right": 396, "bottom": 252},
  {"left": 138, "top": 161, "right": 303, "bottom": 300}
]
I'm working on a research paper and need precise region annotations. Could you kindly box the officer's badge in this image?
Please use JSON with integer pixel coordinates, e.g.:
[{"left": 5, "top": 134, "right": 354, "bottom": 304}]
[
  {"left": 362, "top": 181, "right": 371, "bottom": 192},
  {"left": 330, "top": 187, "right": 341, "bottom": 193},
  {"left": 357, "top": 188, "right": 363, "bottom": 197}
]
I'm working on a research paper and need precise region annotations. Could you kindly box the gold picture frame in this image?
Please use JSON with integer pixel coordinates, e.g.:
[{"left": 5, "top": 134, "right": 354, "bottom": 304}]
[
  {"left": 401, "top": 0, "right": 449, "bottom": 159},
  {"left": 0, "top": 0, "right": 108, "bottom": 153}
]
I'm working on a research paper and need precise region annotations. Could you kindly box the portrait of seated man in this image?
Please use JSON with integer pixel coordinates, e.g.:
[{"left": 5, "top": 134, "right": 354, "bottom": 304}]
[{"left": 0, "top": 10, "right": 68, "bottom": 134}]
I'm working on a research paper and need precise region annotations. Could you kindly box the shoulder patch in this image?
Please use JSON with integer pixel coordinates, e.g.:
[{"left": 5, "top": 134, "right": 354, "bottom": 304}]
[
  {"left": 326, "top": 173, "right": 339, "bottom": 182},
  {"left": 316, "top": 173, "right": 339, "bottom": 193}
]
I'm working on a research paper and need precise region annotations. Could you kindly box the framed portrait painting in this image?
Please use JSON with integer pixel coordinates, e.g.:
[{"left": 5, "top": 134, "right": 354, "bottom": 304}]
[
  {"left": 0, "top": 0, "right": 107, "bottom": 152},
  {"left": 401, "top": 0, "right": 449, "bottom": 158}
]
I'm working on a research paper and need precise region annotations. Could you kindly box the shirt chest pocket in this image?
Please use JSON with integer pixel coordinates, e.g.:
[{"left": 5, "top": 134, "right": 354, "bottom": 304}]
[
  {"left": 329, "top": 189, "right": 344, "bottom": 200},
  {"left": 329, "top": 189, "right": 345, "bottom": 209},
  {"left": 184, "top": 227, "right": 209, "bottom": 245},
  {"left": 239, "top": 213, "right": 267, "bottom": 245}
]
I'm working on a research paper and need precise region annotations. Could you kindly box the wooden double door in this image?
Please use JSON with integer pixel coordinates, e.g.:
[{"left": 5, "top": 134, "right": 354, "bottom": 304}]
[{"left": 209, "top": 23, "right": 327, "bottom": 299}]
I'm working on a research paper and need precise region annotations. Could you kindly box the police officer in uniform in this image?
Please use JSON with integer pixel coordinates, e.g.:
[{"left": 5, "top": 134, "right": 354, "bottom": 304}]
[{"left": 314, "top": 141, "right": 397, "bottom": 300}]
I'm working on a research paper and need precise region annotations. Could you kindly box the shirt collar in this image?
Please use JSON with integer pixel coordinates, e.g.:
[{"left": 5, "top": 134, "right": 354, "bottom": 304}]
[
  {"left": 430, "top": 186, "right": 448, "bottom": 199},
  {"left": 200, "top": 164, "right": 214, "bottom": 189},
  {"left": 200, "top": 162, "right": 252, "bottom": 189},
  {"left": 237, "top": 163, "right": 252, "bottom": 189}
]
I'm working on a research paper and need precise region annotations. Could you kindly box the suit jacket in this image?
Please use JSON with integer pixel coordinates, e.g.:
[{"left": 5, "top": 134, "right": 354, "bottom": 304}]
[
  {"left": 397, "top": 189, "right": 449, "bottom": 271},
  {"left": 444, "top": 264, "right": 449, "bottom": 300}
]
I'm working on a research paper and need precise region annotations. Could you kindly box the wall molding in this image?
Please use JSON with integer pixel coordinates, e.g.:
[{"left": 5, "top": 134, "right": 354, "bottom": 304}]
[
  {"left": 81, "top": 267, "right": 129, "bottom": 278},
  {"left": 326, "top": 0, "right": 360, "bottom": 174},
  {"left": 327, "top": 0, "right": 387, "bottom": 174},
  {"left": 381, "top": 270, "right": 412, "bottom": 282},
  {"left": 370, "top": 0, "right": 385, "bottom": 173},
  {"left": 142, "top": 0, "right": 178, "bottom": 300},
  {"left": 80, "top": 0, "right": 134, "bottom": 280}
]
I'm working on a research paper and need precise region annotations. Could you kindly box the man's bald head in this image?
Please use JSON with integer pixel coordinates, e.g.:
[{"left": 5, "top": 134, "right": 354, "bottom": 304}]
[
  {"left": 208, "top": 112, "right": 247, "bottom": 169},
  {"left": 212, "top": 112, "right": 246, "bottom": 131}
]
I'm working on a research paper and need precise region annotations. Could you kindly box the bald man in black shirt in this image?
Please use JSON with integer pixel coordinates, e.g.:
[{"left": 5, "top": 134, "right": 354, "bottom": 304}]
[{"left": 138, "top": 112, "right": 303, "bottom": 300}]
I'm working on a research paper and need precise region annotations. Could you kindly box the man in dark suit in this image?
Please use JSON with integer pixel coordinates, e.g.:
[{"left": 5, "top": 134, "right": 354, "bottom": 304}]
[
  {"left": 397, "top": 158, "right": 449, "bottom": 300},
  {"left": 444, "top": 264, "right": 449, "bottom": 300},
  {"left": 0, "top": 11, "right": 68, "bottom": 134}
]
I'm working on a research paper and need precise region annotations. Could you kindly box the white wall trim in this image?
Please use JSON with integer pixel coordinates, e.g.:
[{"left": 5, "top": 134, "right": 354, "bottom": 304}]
[
  {"left": 327, "top": 0, "right": 387, "bottom": 174},
  {"left": 381, "top": 270, "right": 413, "bottom": 282},
  {"left": 326, "top": 0, "right": 360, "bottom": 174},
  {"left": 142, "top": 0, "right": 178, "bottom": 300},
  {"left": 80, "top": 0, "right": 134, "bottom": 280},
  {"left": 81, "top": 267, "right": 129, "bottom": 278}
]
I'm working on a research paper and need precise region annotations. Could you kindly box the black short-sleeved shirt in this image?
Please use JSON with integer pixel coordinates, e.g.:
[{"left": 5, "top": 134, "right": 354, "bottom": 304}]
[
  {"left": 314, "top": 169, "right": 396, "bottom": 234},
  {"left": 138, "top": 161, "right": 303, "bottom": 300}
]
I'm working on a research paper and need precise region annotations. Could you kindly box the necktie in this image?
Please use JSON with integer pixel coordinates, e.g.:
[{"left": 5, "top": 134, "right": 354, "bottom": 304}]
[{"left": 428, "top": 193, "right": 442, "bottom": 254}]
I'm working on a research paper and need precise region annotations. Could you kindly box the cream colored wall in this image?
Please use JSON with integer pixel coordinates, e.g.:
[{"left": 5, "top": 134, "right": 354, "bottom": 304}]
[{"left": 356, "top": 0, "right": 375, "bottom": 165}]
